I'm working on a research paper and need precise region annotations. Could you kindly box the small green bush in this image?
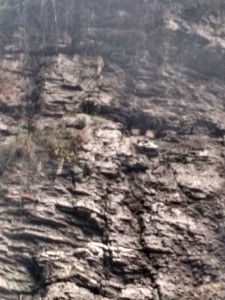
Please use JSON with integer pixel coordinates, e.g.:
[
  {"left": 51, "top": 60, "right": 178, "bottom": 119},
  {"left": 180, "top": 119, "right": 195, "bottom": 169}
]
[
  {"left": 0, "top": 133, "right": 36, "bottom": 174},
  {"left": 0, "top": 127, "right": 79, "bottom": 175}
]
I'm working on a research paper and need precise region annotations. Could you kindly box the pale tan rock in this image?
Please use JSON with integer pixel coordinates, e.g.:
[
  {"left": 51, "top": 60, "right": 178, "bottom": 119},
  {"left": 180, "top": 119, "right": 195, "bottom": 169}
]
[
  {"left": 145, "top": 130, "right": 155, "bottom": 139},
  {"left": 131, "top": 128, "right": 140, "bottom": 136}
]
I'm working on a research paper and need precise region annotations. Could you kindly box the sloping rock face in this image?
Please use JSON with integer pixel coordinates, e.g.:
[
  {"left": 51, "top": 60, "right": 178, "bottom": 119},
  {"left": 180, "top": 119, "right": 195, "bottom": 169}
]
[{"left": 0, "top": 1, "right": 225, "bottom": 299}]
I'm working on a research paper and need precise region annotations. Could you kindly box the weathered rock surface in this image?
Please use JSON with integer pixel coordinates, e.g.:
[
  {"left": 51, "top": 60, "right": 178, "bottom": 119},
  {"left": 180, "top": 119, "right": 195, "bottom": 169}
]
[{"left": 0, "top": 1, "right": 225, "bottom": 299}]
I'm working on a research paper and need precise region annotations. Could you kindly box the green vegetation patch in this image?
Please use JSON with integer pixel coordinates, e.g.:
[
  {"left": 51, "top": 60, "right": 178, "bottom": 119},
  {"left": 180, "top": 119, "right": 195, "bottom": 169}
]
[{"left": 0, "top": 126, "right": 83, "bottom": 175}]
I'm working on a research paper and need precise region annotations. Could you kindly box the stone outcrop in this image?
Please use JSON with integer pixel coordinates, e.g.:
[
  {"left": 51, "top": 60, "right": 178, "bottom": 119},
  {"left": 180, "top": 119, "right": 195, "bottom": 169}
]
[{"left": 0, "top": 1, "right": 225, "bottom": 299}]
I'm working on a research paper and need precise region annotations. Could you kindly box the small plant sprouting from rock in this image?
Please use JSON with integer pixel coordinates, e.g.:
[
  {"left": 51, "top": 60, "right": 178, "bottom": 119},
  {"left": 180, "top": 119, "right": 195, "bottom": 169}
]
[
  {"left": 0, "top": 126, "right": 87, "bottom": 177},
  {"left": 0, "top": 133, "right": 36, "bottom": 175}
]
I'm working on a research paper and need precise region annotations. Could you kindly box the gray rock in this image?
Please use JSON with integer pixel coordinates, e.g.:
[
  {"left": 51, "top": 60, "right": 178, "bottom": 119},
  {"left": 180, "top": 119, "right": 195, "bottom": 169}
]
[
  {"left": 135, "top": 139, "right": 159, "bottom": 157},
  {"left": 0, "top": 1, "right": 225, "bottom": 300}
]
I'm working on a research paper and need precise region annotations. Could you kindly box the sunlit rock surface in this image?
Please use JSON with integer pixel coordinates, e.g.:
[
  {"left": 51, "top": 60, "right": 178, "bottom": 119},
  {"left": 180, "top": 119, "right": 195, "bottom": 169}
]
[{"left": 0, "top": 1, "right": 225, "bottom": 299}]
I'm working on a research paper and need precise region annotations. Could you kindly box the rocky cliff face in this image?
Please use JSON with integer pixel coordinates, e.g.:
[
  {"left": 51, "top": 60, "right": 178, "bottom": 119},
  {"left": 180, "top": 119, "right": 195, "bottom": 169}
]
[{"left": 0, "top": 1, "right": 225, "bottom": 299}]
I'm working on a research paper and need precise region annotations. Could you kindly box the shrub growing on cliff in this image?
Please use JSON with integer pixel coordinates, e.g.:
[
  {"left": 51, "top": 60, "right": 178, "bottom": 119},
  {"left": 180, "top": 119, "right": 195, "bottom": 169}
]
[
  {"left": 0, "top": 134, "right": 36, "bottom": 174},
  {"left": 0, "top": 127, "right": 81, "bottom": 176}
]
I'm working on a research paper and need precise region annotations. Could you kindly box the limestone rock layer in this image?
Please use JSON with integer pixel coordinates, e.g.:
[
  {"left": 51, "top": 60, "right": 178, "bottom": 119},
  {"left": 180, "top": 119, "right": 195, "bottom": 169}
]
[{"left": 0, "top": 1, "right": 225, "bottom": 299}]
